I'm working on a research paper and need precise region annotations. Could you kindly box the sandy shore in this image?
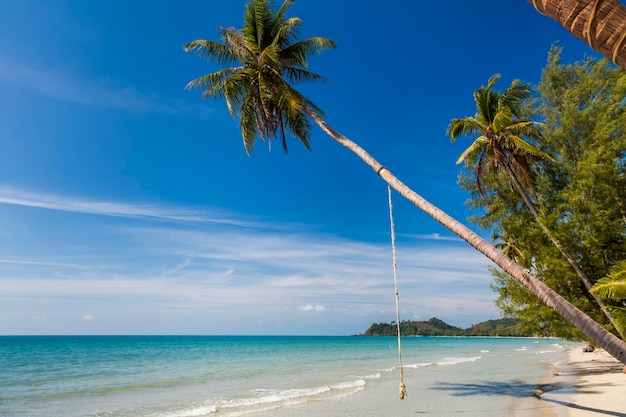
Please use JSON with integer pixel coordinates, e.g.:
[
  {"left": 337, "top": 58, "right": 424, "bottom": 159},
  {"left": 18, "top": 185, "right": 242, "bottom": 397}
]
[{"left": 532, "top": 346, "right": 625, "bottom": 417}]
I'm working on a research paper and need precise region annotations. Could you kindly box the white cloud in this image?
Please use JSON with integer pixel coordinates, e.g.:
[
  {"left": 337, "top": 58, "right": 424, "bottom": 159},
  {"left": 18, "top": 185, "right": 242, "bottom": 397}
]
[
  {"left": 83, "top": 314, "right": 94, "bottom": 321},
  {"left": 0, "top": 186, "right": 266, "bottom": 228},
  {"left": 0, "top": 188, "right": 501, "bottom": 334},
  {"left": 298, "top": 305, "right": 326, "bottom": 312}
]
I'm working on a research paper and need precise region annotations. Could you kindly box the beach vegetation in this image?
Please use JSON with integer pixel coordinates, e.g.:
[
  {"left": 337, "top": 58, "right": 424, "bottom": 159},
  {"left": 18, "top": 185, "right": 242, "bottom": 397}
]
[
  {"left": 458, "top": 47, "right": 626, "bottom": 341},
  {"left": 592, "top": 260, "right": 626, "bottom": 336},
  {"left": 448, "top": 63, "right": 623, "bottom": 337}
]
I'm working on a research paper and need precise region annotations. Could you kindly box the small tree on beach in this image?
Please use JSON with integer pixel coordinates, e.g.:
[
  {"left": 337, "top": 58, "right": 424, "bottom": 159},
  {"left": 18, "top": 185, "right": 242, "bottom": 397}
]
[{"left": 184, "top": 0, "right": 626, "bottom": 362}]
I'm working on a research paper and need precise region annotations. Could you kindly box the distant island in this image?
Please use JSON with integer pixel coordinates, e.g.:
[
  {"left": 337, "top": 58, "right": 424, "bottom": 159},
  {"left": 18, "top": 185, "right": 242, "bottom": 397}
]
[{"left": 360, "top": 317, "right": 534, "bottom": 337}]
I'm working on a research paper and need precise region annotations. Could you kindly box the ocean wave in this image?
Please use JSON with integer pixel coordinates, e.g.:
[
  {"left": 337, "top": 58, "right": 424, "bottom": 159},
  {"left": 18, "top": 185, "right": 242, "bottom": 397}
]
[
  {"left": 480, "top": 350, "right": 490, "bottom": 353},
  {"left": 355, "top": 373, "right": 381, "bottom": 380},
  {"left": 404, "top": 362, "right": 433, "bottom": 368},
  {"left": 159, "top": 378, "right": 368, "bottom": 417},
  {"left": 436, "top": 356, "right": 482, "bottom": 366}
]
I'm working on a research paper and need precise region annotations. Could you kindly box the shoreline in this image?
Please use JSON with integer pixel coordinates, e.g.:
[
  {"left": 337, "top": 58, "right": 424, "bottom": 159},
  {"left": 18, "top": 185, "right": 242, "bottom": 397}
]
[{"left": 527, "top": 345, "right": 625, "bottom": 417}]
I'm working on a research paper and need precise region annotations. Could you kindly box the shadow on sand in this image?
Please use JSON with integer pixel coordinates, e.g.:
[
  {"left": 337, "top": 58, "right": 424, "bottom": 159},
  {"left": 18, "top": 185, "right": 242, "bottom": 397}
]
[{"left": 431, "top": 380, "right": 623, "bottom": 416}]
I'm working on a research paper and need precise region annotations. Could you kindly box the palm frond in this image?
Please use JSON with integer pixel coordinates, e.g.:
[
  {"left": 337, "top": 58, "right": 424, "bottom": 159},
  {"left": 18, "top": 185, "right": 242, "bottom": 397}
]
[
  {"left": 455, "top": 136, "right": 488, "bottom": 164},
  {"left": 592, "top": 277, "right": 626, "bottom": 301},
  {"left": 282, "top": 67, "right": 326, "bottom": 83},
  {"left": 502, "top": 79, "right": 532, "bottom": 115},
  {"left": 486, "top": 74, "right": 501, "bottom": 89},
  {"left": 492, "top": 106, "right": 513, "bottom": 133},
  {"left": 183, "top": 39, "right": 239, "bottom": 66},
  {"left": 272, "top": 17, "right": 302, "bottom": 50},
  {"left": 274, "top": 0, "right": 297, "bottom": 22},
  {"left": 184, "top": 67, "right": 242, "bottom": 94},
  {"left": 281, "top": 37, "right": 337, "bottom": 68},
  {"left": 447, "top": 117, "right": 486, "bottom": 141},
  {"left": 592, "top": 260, "right": 626, "bottom": 301},
  {"left": 221, "top": 27, "right": 255, "bottom": 62}
]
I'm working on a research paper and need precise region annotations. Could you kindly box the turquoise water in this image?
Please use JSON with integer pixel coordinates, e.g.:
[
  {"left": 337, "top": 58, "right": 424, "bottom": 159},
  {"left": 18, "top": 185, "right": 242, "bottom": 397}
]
[{"left": 0, "top": 336, "right": 573, "bottom": 417}]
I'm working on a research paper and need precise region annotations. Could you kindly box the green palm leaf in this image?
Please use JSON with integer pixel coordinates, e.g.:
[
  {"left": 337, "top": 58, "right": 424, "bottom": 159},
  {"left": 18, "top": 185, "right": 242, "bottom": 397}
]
[{"left": 592, "top": 260, "right": 626, "bottom": 301}]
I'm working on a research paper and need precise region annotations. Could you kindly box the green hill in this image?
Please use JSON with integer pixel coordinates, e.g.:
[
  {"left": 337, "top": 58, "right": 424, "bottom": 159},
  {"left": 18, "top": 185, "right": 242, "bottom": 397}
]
[{"left": 361, "top": 317, "right": 531, "bottom": 337}]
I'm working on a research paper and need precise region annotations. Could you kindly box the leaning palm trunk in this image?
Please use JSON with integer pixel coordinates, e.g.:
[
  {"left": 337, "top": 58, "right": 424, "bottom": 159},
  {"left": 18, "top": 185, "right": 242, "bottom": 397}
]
[
  {"left": 306, "top": 108, "right": 626, "bottom": 363},
  {"left": 498, "top": 149, "right": 625, "bottom": 339},
  {"left": 528, "top": 0, "right": 626, "bottom": 69}
]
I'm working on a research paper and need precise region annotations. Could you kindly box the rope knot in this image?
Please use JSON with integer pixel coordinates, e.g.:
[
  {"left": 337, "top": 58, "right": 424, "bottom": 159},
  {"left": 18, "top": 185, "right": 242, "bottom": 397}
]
[{"left": 399, "top": 382, "right": 407, "bottom": 400}]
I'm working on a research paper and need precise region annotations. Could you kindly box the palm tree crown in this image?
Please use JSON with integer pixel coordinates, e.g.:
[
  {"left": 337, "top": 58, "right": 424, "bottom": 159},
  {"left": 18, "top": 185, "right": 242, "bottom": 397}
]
[
  {"left": 447, "top": 74, "right": 550, "bottom": 197},
  {"left": 184, "top": 0, "right": 336, "bottom": 154}
]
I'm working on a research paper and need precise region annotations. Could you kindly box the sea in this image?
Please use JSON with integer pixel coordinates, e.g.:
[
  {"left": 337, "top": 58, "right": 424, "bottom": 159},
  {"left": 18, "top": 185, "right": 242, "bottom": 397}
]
[{"left": 0, "top": 335, "right": 575, "bottom": 417}]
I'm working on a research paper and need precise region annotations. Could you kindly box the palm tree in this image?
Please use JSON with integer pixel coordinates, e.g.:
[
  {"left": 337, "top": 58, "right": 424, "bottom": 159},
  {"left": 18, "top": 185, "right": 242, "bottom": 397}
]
[
  {"left": 448, "top": 76, "right": 623, "bottom": 338},
  {"left": 447, "top": 74, "right": 549, "bottom": 199},
  {"left": 185, "top": 0, "right": 626, "bottom": 363},
  {"left": 493, "top": 232, "right": 525, "bottom": 263},
  {"left": 528, "top": 0, "right": 626, "bottom": 70},
  {"left": 184, "top": 0, "right": 335, "bottom": 154}
]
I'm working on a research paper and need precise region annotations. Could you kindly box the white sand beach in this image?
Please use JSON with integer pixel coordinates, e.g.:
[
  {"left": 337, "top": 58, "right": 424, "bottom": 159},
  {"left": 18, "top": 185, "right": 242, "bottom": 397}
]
[{"left": 533, "top": 346, "right": 625, "bottom": 417}]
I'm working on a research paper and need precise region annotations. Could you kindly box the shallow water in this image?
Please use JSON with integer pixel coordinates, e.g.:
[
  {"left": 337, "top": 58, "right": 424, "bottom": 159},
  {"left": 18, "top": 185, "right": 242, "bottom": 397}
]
[{"left": 0, "top": 336, "right": 573, "bottom": 417}]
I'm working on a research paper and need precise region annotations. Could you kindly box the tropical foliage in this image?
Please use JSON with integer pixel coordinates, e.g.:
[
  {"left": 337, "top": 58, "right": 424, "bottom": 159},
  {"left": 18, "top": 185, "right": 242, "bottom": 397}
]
[
  {"left": 449, "top": 67, "right": 622, "bottom": 335},
  {"left": 184, "top": 0, "right": 335, "bottom": 154},
  {"left": 447, "top": 74, "right": 548, "bottom": 198},
  {"left": 460, "top": 47, "right": 626, "bottom": 340},
  {"left": 592, "top": 260, "right": 626, "bottom": 335}
]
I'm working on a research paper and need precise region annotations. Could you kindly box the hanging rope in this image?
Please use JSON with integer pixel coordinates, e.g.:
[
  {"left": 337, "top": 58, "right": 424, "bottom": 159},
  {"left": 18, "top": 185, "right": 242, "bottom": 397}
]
[{"left": 388, "top": 184, "right": 407, "bottom": 400}]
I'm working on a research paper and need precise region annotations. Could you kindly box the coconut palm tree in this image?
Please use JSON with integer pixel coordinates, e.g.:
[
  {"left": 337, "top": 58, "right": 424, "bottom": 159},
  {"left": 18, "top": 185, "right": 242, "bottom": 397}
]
[
  {"left": 448, "top": 76, "right": 624, "bottom": 338},
  {"left": 493, "top": 232, "right": 525, "bottom": 263},
  {"left": 184, "top": 0, "right": 335, "bottom": 154},
  {"left": 528, "top": 0, "right": 626, "bottom": 70},
  {"left": 447, "top": 74, "right": 549, "bottom": 199},
  {"left": 185, "top": 0, "right": 626, "bottom": 363}
]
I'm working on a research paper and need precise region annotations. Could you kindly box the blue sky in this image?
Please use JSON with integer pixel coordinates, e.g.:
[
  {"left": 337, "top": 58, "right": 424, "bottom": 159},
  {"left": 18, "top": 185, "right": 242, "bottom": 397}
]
[{"left": 0, "top": 0, "right": 603, "bottom": 335}]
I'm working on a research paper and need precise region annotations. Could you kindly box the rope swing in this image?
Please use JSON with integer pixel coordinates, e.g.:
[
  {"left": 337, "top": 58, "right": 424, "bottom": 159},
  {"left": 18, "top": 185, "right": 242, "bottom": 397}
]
[{"left": 387, "top": 185, "right": 407, "bottom": 400}]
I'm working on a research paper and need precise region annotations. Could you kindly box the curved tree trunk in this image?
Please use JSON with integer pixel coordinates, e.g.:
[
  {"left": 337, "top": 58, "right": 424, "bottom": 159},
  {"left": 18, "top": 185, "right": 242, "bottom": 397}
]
[
  {"left": 305, "top": 109, "right": 626, "bottom": 363},
  {"left": 528, "top": 0, "right": 626, "bottom": 69}
]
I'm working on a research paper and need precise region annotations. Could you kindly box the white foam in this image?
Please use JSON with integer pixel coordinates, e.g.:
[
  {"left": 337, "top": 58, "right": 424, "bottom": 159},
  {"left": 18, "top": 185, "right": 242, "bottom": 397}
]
[
  {"left": 330, "top": 379, "right": 366, "bottom": 390},
  {"left": 405, "top": 362, "right": 433, "bottom": 368},
  {"left": 436, "top": 356, "right": 482, "bottom": 366},
  {"left": 480, "top": 350, "right": 490, "bottom": 353},
  {"left": 157, "top": 403, "right": 217, "bottom": 417},
  {"left": 181, "top": 378, "right": 370, "bottom": 417}
]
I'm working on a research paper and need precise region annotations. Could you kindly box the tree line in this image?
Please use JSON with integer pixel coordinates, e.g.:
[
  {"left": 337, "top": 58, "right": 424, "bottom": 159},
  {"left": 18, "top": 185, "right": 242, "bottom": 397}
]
[{"left": 361, "top": 318, "right": 531, "bottom": 337}]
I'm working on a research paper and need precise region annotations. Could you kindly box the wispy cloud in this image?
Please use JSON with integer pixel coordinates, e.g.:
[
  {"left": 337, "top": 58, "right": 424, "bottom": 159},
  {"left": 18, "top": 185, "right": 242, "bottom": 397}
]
[
  {"left": 0, "top": 188, "right": 500, "bottom": 334},
  {"left": 402, "top": 232, "right": 464, "bottom": 242},
  {"left": 0, "top": 55, "right": 210, "bottom": 116},
  {"left": 0, "top": 186, "right": 266, "bottom": 228}
]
